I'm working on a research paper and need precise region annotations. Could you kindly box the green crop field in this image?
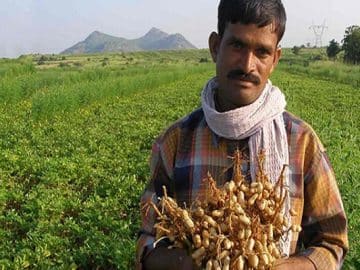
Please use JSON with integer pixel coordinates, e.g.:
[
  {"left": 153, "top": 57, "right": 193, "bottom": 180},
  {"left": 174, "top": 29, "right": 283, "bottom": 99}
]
[{"left": 0, "top": 49, "right": 359, "bottom": 269}]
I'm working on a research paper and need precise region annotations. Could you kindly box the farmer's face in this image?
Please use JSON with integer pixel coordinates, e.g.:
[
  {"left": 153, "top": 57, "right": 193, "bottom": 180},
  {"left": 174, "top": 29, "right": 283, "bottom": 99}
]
[{"left": 209, "top": 22, "right": 281, "bottom": 110}]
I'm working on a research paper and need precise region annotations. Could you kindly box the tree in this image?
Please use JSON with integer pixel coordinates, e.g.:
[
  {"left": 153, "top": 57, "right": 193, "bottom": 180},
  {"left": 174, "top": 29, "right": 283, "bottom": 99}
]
[
  {"left": 342, "top": 25, "right": 360, "bottom": 64},
  {"left": 292, "top": 46, "right": 301, "bottom": 55},
  {"left": 326, "top": 39, "right": 341, "bottom": 60}
]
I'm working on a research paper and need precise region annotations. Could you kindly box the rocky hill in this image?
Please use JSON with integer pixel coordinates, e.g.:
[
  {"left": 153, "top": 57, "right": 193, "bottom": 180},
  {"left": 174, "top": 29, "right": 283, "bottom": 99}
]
[{"left": 61, "top": 27, "right": 197, "bottom": 54}]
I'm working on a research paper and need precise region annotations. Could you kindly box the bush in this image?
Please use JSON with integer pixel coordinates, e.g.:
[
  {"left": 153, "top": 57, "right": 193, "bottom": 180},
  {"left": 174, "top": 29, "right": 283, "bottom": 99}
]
[
  {"left": 292, "top": 46, "right": 301, "bottom": 55},
  {"left": 101, "top": 57, "right": 109, "bottom": 67},
  {"left": 310, "top": 54, "right": 325, "bottom": 61},
  {"left": 59, "top": 62, "right": 70, "bottom": 68},
  {"left": 326, "top": 39, "right": 341, "bottom": 60}
]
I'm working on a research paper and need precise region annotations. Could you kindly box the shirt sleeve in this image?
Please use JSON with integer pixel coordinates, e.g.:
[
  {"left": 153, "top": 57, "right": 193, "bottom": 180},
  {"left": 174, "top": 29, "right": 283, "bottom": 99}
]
[
  {"left": 135, "top": 137, "right": 175, "bottom": 269},
  {"left": 299, "top": 132, "right": 349, "bottom": 270}
]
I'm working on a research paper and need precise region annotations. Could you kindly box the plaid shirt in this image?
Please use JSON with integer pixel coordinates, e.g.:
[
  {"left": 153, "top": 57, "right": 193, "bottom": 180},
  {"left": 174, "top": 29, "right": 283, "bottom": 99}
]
[{"left": 136, "top": 109, "right": 348, "bottom": 270}]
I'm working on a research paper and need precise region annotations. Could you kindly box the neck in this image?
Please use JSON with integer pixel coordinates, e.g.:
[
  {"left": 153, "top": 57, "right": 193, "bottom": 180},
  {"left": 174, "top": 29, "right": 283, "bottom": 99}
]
[{"left": 214, "top": 90, "right": 241, "bottom": 112}]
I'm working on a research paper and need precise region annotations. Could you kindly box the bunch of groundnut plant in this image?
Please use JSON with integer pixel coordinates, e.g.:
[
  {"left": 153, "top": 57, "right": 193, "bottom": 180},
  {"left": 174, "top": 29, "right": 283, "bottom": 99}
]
[{"left": 144, "top": 150, "right": 301, "bottom": 270}]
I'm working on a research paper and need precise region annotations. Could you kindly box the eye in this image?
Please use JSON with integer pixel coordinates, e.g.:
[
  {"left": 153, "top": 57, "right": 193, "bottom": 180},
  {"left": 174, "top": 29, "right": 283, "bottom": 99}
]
[
  {"left": 256, "top": 48, "right": 271, "bottom": 58},
  {"left": 230, "top": 40, "right": 244, "bottom": 49}
]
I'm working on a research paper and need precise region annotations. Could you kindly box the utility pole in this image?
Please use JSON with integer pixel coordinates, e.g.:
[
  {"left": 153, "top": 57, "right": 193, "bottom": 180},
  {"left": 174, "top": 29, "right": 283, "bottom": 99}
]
[{"left": 309, "top": 21, "right": 328, "bottom": 48}]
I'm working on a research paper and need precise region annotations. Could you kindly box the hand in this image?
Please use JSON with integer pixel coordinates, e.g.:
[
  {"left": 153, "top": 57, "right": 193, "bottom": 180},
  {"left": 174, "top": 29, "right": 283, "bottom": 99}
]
[
  {"left": 143, "top": 246, "right": 198, "bottom": 270},
  {"left": 273, "top": 256, "right": 315, "bottom": 270}
]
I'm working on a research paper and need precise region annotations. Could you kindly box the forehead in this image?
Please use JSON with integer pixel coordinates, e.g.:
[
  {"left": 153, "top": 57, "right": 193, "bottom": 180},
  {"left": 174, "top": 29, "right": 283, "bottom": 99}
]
[{"left": 222, "top": 22, "right": 278, "bottom": 49}]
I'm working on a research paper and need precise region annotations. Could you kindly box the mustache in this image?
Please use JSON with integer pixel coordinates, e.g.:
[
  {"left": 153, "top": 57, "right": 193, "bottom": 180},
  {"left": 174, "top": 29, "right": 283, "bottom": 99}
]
[{"left": 227, "top": 69, "right": 260, "bottom": 85}]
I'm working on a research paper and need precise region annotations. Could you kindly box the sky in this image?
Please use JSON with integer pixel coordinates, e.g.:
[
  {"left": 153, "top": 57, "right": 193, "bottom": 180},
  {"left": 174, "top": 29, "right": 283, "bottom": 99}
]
[{"left": 1, "top": 0, "right": 359, "bottom": 58}]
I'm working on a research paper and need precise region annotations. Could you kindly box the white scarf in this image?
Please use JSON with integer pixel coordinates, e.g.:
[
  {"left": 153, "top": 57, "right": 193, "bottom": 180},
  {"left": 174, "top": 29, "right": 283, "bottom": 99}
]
[{"left": 201, "top": 77, "right": 292, "bottom": 256}]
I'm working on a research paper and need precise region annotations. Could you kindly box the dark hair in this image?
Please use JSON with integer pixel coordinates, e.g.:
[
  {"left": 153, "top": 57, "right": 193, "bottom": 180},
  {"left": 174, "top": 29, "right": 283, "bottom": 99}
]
[{"left": 218, "top": 0, "right": 287, "bottom": 43}]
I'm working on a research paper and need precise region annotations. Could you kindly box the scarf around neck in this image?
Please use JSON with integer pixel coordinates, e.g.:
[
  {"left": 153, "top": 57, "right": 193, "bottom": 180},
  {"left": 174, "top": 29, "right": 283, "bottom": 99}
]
[{"left": 201, "top": 77, "right": 292, "bottom": 256}]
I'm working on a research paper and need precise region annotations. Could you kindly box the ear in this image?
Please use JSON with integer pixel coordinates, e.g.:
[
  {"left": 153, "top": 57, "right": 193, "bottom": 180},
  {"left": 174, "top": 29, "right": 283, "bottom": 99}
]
[
  {"left": 209, "top": 32, "right": 220, "bottom": 63},
  {"left": 270, "top": 46, "right": 282, "bottom": 73}
]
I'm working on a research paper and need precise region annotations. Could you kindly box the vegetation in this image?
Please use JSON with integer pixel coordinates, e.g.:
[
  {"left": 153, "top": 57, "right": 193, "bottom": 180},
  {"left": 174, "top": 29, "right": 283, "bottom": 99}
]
[
  {"left": 0, "top": 49, "right": 359, "bottom": 269},
  {"left": 342, "top": 25, "right": 360, "bottom": 64},
  {"left": 291, "top": 45, "right": 301, "bottom": 55},
  {"left": 326, "top": 39, "right": 341, "bottom": 60},
  {"left": 279, "top": 48, "right": 360, "bottom": 88}
]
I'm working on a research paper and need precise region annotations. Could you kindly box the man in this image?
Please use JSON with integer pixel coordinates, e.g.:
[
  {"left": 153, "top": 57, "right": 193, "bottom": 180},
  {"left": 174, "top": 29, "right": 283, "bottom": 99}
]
[{"left": 136, "top": 0, "right": 348, "bottom": 269}]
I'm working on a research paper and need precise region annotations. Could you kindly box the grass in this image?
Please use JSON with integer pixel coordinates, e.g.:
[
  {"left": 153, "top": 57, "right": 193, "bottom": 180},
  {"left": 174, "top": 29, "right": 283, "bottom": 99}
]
[
  {"left": 279, "top": 48, "right": 360, "bottom": 88},
  {"left": 0, "top": 49, "right": 359, "bottom": 269}
]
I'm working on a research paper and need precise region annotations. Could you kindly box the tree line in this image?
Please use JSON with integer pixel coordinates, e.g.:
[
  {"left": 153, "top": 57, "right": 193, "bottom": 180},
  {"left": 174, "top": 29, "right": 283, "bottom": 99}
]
[
  {"left": 326, "top": 25, "right": 360, "bottom": 64},
  {"left": 292, "top": 25, "right": 360, "bottom": 65}
]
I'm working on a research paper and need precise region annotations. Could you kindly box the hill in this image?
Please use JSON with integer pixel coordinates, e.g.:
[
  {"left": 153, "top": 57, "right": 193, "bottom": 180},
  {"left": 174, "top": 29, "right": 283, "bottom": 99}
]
[{"left": 61, "top": 27, "right": 197, "bottom": 54}]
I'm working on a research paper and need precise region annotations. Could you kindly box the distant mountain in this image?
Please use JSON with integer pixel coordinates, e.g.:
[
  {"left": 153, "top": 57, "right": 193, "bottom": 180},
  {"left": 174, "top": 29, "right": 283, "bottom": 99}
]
[{"left": 61, "top": 27, "right": 197, "bottom": 54}]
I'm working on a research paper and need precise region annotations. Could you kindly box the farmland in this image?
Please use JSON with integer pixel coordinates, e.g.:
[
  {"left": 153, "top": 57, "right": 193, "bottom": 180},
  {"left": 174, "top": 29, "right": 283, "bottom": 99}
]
[{"left": 0, "top": 49, "right": 359, "bottom": 269}]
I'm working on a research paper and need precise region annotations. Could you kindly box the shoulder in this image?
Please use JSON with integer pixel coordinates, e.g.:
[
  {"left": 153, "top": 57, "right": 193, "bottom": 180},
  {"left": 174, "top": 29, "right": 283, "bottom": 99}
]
[
  {"left": 157, "top": 108, "right": 205, "bottom": 142},
  {"left": 150, "top": 108, "right": 206, "bottom": 177},
  {"left": 283, "top": 111, "right": 328, "bottom": 179},
  {"left": 283, "top": 111, "right": 315, "bottom": 135},
  {"left": 155, "top": 108, "right": 205, "bottom": 145},
  {"left": 283, "top": 111, "right": 325, "bottom": 146}
]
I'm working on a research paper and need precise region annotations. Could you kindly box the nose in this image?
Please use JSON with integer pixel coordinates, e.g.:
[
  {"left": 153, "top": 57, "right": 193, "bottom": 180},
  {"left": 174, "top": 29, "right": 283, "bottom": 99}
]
[{"left": 239, "top": 49, "right": 256, "bottom": 73}]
